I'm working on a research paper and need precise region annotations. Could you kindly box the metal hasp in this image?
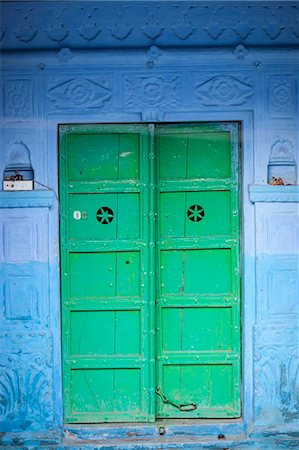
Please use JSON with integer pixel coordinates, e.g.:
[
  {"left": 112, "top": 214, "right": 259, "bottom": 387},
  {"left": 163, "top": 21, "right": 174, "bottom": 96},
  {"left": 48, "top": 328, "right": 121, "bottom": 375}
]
[{"left": 59, "top": 122, "right": 241, "bottom": 423}]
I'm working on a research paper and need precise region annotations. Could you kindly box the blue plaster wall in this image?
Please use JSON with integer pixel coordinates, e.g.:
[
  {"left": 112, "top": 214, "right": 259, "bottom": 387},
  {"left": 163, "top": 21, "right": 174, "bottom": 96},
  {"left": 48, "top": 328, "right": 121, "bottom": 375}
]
[{"left": 0, "top": 1, "right": 298, "bottom": 448}]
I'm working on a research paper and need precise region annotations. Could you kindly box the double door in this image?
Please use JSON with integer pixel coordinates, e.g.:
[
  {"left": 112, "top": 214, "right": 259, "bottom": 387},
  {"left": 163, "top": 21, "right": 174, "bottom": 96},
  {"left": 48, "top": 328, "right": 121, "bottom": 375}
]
[{"left": 59, "top": 123, "right": 241, "bottom": 423}]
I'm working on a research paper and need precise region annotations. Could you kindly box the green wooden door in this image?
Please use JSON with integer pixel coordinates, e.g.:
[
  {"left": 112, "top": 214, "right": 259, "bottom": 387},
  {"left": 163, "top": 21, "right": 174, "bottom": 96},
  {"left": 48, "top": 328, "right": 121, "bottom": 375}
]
[
  {"left": 59, "top": 123, "right": 241, "bottom": 423},
  {"left": 155, "top": 123, "right": 241, "bottom": 418},
  {"left": 59, "top": 124, "right": 155, "bottom": 422}
]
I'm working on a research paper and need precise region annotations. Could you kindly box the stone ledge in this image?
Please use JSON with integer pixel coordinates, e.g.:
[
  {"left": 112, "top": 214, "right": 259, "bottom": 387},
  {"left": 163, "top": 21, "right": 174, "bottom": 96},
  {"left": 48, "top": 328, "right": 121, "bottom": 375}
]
[
  {"left": 0, "top": 190, "right": 55, "bottom": 208},
  {"left": 248, "top": 185, "right": 299, "bottom": 203}
]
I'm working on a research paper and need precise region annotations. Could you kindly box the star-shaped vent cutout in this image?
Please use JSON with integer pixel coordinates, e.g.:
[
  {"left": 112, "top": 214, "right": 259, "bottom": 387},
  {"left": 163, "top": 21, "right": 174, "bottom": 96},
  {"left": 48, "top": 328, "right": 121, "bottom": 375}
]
[
  {"left": 96, "top": 207, "right": 114, "bottom": 224},
  {"left": 187, "top": 205, "right": 205, "bottom": 222}
]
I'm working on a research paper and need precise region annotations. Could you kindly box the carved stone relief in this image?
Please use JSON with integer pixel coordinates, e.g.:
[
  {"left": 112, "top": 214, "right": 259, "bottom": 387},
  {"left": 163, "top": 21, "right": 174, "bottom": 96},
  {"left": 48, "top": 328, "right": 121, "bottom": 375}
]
[
  {"left": 48, "top": 78, "right": 112, "bottom": 109},
  {"left": 0, "top": 132, "right": 45, "bottom": 189},
  {"left": 233, "top": 21, "right": 254, "bottom": 39},
  {"left": 194, "top": 74, "right": 253, "bottom": 106},
  {"left": 204, "top": 21, "right": 224, "bottom": 40},
  {"left": 268, "top": 138, "right": 297, "bottom": 185},
  {"left": 110, "top": 7, "right": 132, "bottom": 41},
  {"left": 2, "top": 2, "right": 299, "bottom": 49},
  {"left": 4, "top": 80, "right": 33, "bottom": 119},
  {"left": 172, "top": 5, "right": 195, "bottom": 40},
  {"left": 232, "top": 44, "right": 249, "bottom": 60},
  {"left": 269, "top": 75, "right": 296, "bottom": 118},
  {"left": 263, "top": 19, "right": 284, "bottom": 40},
  {"left": 46, "top": 24, "right": 68, "bottom": 43},
  {"left": 0, "top": 345, "right": 54, "bottom": 429},
  {"left": 254, "top": 325, "right": 299, "bottom": 425},
  {"left": 56, "top": 48, "right": 74, "bottom": 64},
  {"left": 124, "top": 74, "right": 180, "bottom": 109},
  {"left": 14, "top": 12, "right": 37, "bottom": 43},
  {"left": 140, "top": 6, "right": 164, "bottom": 40},
  {"left": 78, "top": 8, "right": 102, "bottom": 42},
  {"left": 146, "top": 46, "right": 163, "bottom": 68}
]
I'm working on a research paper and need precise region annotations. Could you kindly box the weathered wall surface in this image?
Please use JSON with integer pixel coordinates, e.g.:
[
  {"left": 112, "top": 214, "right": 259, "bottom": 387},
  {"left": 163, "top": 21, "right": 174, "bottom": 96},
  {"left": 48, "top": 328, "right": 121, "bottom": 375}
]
[{"left": 0, "top": 1, "right": 298, "bottom": 448}]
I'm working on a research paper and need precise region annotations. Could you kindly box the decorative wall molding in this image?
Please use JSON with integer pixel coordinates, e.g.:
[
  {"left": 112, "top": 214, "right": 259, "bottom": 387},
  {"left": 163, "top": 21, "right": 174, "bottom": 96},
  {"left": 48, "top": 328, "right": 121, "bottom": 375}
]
[
  {"left": 249, "top": 185, "right": 299, "bottom": 203},
  {"left": 0, "top": 191, "right": 55, "bottom": 209},
  {"left": 48, "top": 77, "right": 112, "bottom": 109},
  {"left": 268, "top": 138, "right": 297, "bottom": 185},
  {"left": 0, "top": 348, "right": 54, "bottom": 430},
  {"left": 3, "top": 79, "right": 33, "bottom": 119},
  {"left": 1, "top": 2, "right": 299, "bottom": 50},
  {"left": 257, "top": 255, "right": 299, "bottom": 319},
  {"left": 124, "top": 74, "right": 180, "bottom": 109},
  {"left": 194, "top": 74, "right": 254, "bottom": 106},
  {"left": 269, "top": 75, "right": 297, "bottom": 119},
  {"left": 254, "top": 325, "right": 299, "bottom": 425}
]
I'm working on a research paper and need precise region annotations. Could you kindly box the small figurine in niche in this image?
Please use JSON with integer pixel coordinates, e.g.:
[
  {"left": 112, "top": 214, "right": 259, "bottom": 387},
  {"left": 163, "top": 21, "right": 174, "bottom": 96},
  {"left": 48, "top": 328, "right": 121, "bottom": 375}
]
[{"left": 269, "top": 177, "right": 285, "bottom": 185}]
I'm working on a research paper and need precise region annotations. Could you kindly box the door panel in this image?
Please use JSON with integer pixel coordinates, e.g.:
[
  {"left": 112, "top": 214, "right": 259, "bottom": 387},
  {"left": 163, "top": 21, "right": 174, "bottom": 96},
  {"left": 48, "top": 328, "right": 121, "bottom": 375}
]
[
  {"left": 60, "top": 124, "right": 152, "bottom": 423},
  {"left": 162, "top": 307, "right": 233, "bottom": 352},
  {"left": 160, "top": 191, "right": 232, "bottom": 238},
  {"left": 60, "top": 122, "right": 241, "bottom": 423},
  {"left": 161, "top": 249, "right": 232, "bottom": 295},
  {"left": 159, "top": 130, "right": 231, "bottom": 179},
  {"left": 70, "top": 310, "right": 141, "bottom": 356},
  {"left": 71, "top": 368, "right": 141, "bottom": 419},
  {"left": 67, "top": 132, "right": 140, "bottom": 181},
  {"left": 69, "top": 193, "right": 140, "bottom": 241},
  {"left": 156, "top": 123, "right": 240, "bottom": 418},
  {"left": 161, "top": 364, "right": 235, "bottom": 417}
]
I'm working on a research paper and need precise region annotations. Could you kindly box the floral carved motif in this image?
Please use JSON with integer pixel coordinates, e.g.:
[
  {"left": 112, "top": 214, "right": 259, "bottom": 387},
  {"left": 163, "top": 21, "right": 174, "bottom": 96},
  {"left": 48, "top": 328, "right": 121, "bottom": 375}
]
[
  {"left": 2, "top": 3, "right": 299, "bottom": 49},
  {"left": 124, "top": 75, "right": 180, "bottom": 109},
  {"left": 46, "top": 24, "right": 68, "bottom": 43},
  {"left": 0, "top": 350, "right": 53, "bottom": 428},
  {"left": 4, "top": 80, "right": 33, "bottom": 118},
  {"left": 195, "top": 75, "right": 253, "bottom": 106},
  {"left": 233, "top": 21, "right": 254, "bottom": 39},
  {"left": 254, "top": 326, "right": 299, "bottom": 425},
  {"left": 269, "top": 76, "right": 296, "bottom": 117},
  {"left": 110, "top": 7, "right": 132, "bottom": 41},
  {"left": 141, "top": 7, "right": 164, "bottom": 40},
  {"left": 15, "top": 26, "right": 37, "bottom": 43},
  {"left": 232, "top": 44, "right": 249, "bottom": 59},
  {"left": 56, "top": 48, "right": 74, "bottom": 64},
  {"left": 48, "top": 78, "right": 112, "bottom": 109},
  {"left": 204, "top": 21, "right": 224, "bottom": 40},
  {"left": 263, "top": 20, "right": 284, "bottom": 40},
  {"left": 110, "top": 25, "right": 132, "bottom": 41},
  {"left": 79, "top": 20, "right": 101, "bottom": 41},
  {"left": 172, "top": 6, "right": 195, "bottom": 40}
]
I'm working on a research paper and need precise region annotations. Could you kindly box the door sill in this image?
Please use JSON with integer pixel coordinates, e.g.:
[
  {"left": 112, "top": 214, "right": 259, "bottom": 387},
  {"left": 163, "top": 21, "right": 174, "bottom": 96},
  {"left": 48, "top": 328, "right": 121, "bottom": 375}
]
[{"left": 64, "top": 419, "right": 246, "bottom": 441}]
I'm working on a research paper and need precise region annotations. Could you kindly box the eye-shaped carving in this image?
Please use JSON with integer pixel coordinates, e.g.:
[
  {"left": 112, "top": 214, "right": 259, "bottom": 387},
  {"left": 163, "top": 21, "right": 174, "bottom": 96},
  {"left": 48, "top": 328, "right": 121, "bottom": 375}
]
[
  {"left": 96, "top": 207, "right": 114, "bottom": 224},
  {"left": 187, "top": 205, "right": 205, "bottom": 222}
]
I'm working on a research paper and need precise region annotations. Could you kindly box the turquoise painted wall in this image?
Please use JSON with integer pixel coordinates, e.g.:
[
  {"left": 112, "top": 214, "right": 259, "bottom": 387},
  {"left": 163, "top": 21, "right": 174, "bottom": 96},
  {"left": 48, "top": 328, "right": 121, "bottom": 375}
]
[{"left": 0, "top": 1, "right": 298, "bottom": 448}]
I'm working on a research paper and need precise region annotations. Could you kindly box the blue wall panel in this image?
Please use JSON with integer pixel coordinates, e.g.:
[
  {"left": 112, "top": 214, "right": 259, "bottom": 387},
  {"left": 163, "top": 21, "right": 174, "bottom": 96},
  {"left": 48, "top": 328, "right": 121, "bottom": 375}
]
[{"left": 0, "top": 209, "right": 55, "bottom": 432}]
